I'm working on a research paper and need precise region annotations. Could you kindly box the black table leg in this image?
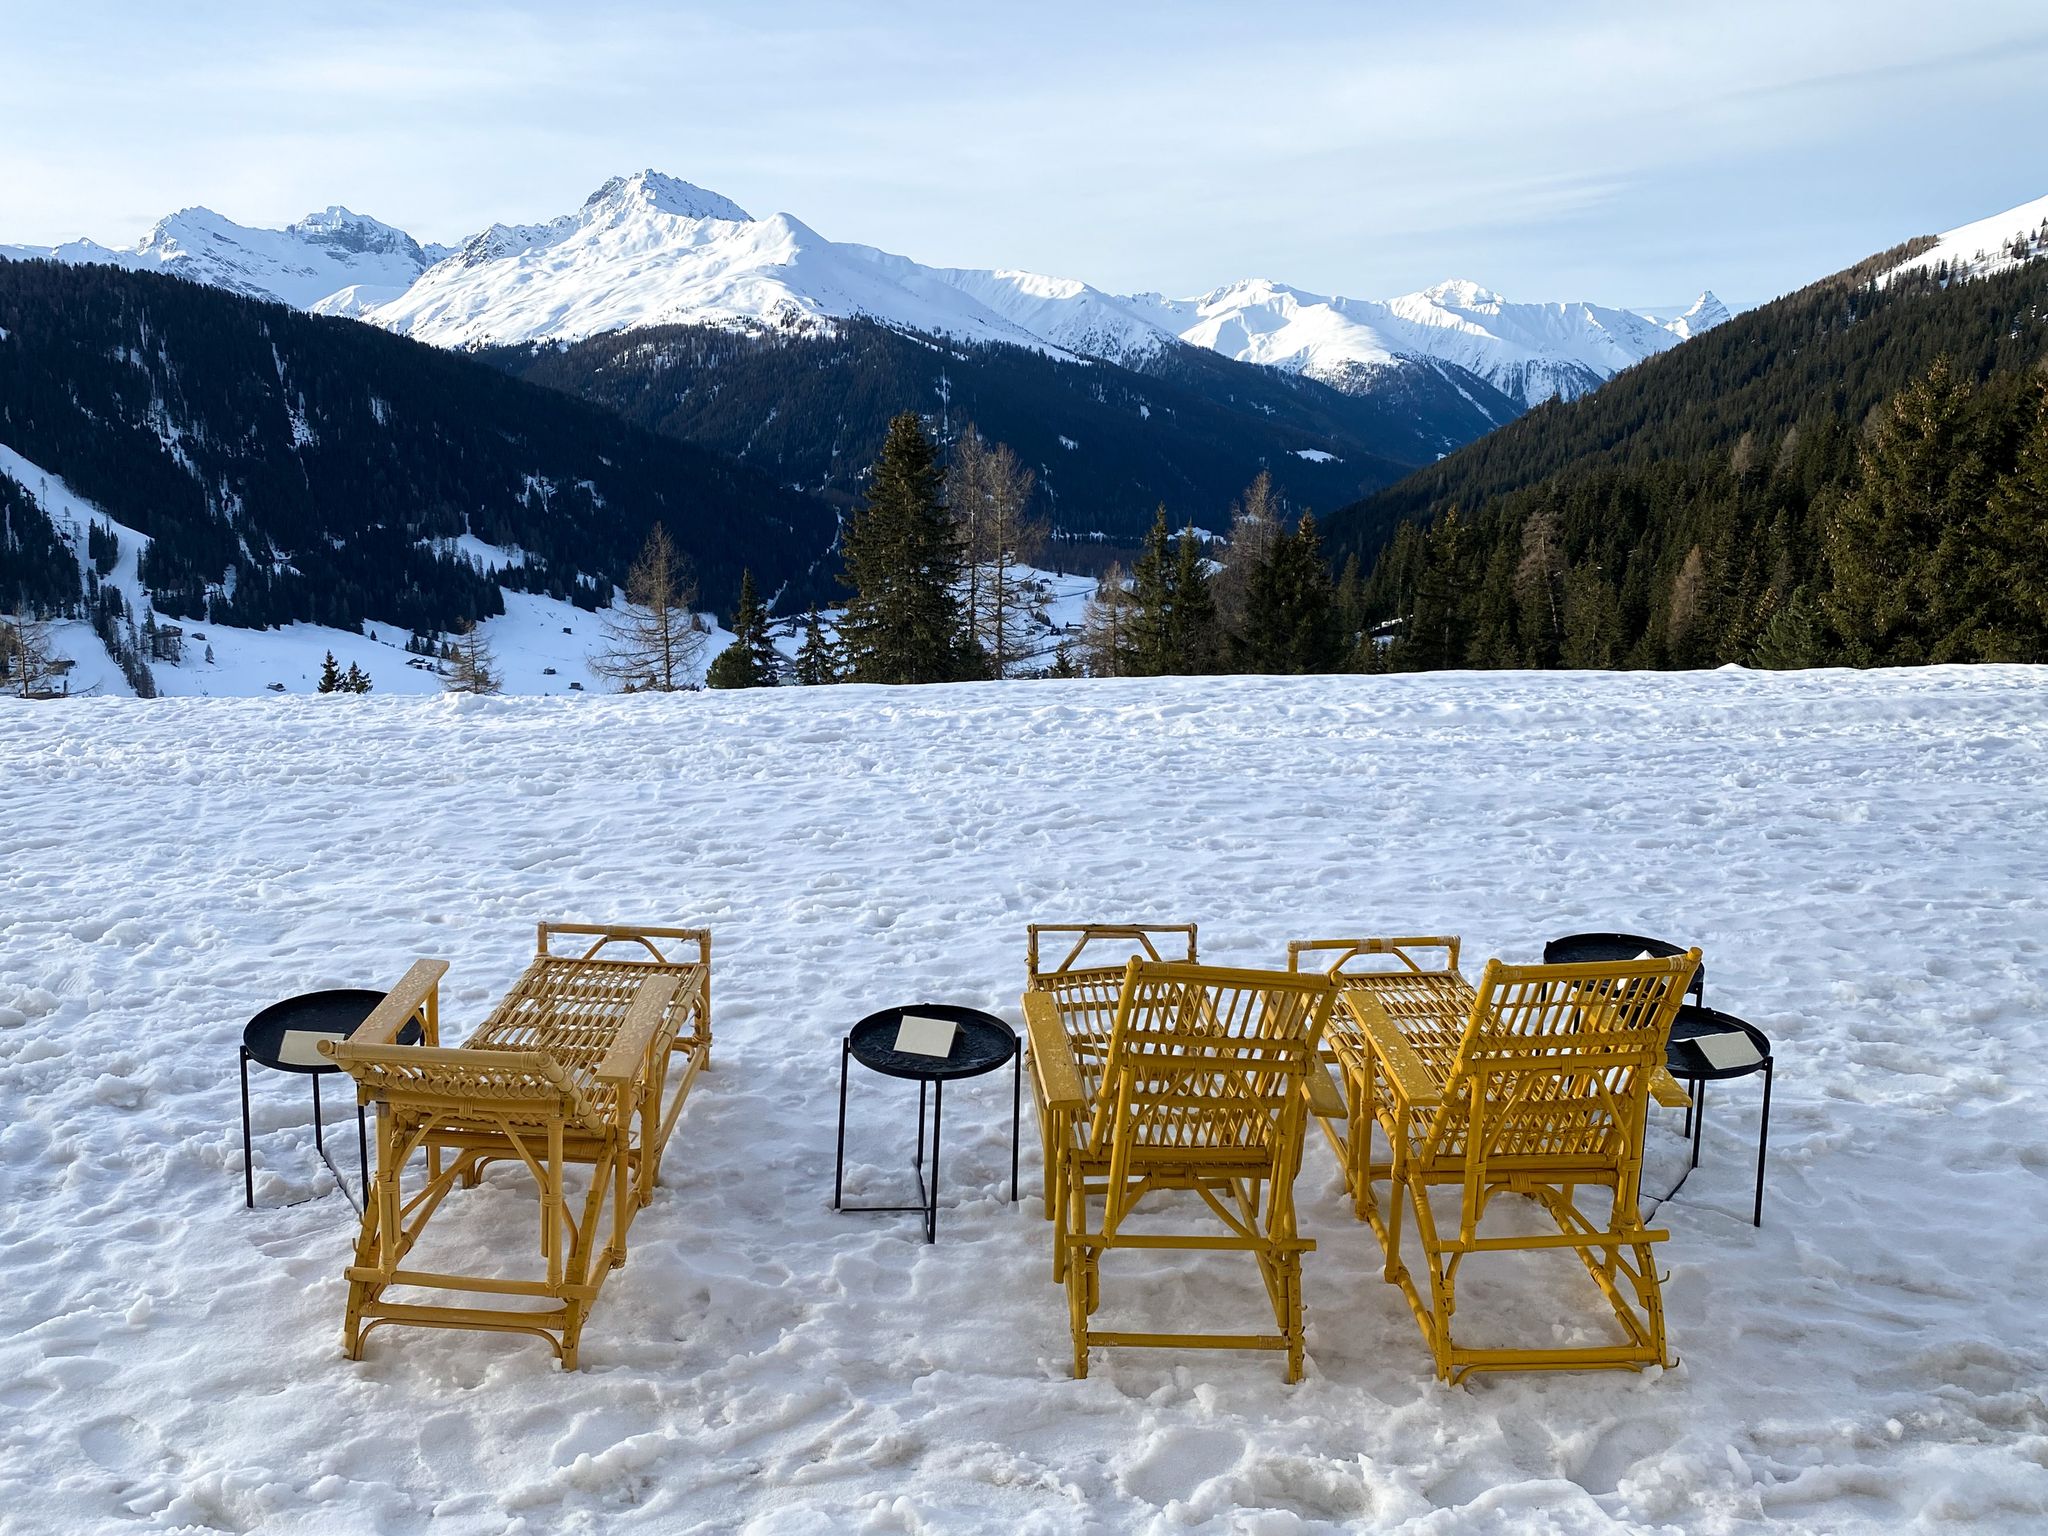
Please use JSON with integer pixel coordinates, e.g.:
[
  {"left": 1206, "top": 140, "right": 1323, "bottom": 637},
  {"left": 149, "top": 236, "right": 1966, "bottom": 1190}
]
[
  {"left": 240, "top": 1048, "right": 254, "bottom": 1209},
  {"left": 927, "top": 1079, "right": 942, "bottom": 1244},
  {"left": 1690, "top": 1079, "right": 1706, "bottom": 1169},
  {"left": 834, "top": 1036, "right": 850, "bottom": 1210},
  {"left": 1010, "top": 1047, "right": 1021, "bottom": 1202},
  {"left": 1753, "top": 1058, "right": 1773, "bottom": 1227}
]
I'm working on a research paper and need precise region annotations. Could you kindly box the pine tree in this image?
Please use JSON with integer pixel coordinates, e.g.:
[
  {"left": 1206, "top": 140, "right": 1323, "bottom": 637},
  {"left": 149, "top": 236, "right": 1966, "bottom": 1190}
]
[
  {"left": 1127, "top": 508, "right": 1221, "bottom": 676},
  {"left": 1748, "top": 588, "right": 1823, "bottom": 669},
  {"left": 1559, "top": 567, "right": 1623, "bottom": 668},
  {"left": 1, "top": 616, "right": 63, "bottom": 698},
  {"left": 958, "top": 431, "right": 1043, "bottom": 677},
  {"left": 1078, "top": 562, "right": 1139, "bottom": 677},
  {"left": 1127, "top": 507, "right": 1177, "bottom": 677},
  {"left": 342, "top": 661, "right": 373, "bottom": 694},
  {"left": 590, "top": 523, "right": 706, "bottom": 691},
  {"left": 1978, "top": 390, "right": 2048, "bottom": 660},
  {"left": 444, "top": 622, "right": 501, "bottom": 695},
  {"left": 1236, "top": 514, "right": 1343, "bottom": 673},
  {"left": 317, "top": 650, "right": 343, "bottom": 693},
  {"left": 794, "top": 607, "right": 840, "bottom": 685},
  {"left": 706, "top": 569, "right": 779, "bottom": 688},
  {"left": 1170, "top": 526, "right": 1221, "bottom": 674},
  {"left": 1214, "top": 471, "right": 1283, "bottom": 643},
  {"left": 1824, "top": 360, "right": 1999, "bottom": 664},
  {"left": 839, "top": 412, "right": 967, "bottom": 684}
]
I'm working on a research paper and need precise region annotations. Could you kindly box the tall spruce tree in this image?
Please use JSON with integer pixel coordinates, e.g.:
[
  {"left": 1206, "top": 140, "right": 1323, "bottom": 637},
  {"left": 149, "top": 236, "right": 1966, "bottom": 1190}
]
[
  {"left": 1170, "top": 525, "right": 1221, "bottom": 674},
  {"left": 706, "top": 569, "right": 779, "bottom": 688},
  {"left": 1236, "top": 513, "right": 1344, "bottom": 673},
  {"left": 1127, "top": 508, "right": 1177, "bottom": 677},
  {"left": 1128, "top": 507, "right": 1221, "bottom": 676},
  {"left": 317, "top": 650, "right": 343, "bottom": 693},
  {"left": 839, "top": 412, "right": 968, "bottom": 684},
  {"left": 794, "top": 607, "right": 840, "bottom": 685}
]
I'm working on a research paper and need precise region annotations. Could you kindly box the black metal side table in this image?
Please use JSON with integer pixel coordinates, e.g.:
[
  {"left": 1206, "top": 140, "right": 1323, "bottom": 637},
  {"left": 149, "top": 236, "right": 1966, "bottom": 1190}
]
[
  {"left": 239, "top": 989, "right": 422, "bottom": 1213},
  {"left": 834, "top": 1003, "right": 1020, "bottom": 1243},
  {"left": 1664, "top": 1004, "right": 1775, "bottom": 1227}
]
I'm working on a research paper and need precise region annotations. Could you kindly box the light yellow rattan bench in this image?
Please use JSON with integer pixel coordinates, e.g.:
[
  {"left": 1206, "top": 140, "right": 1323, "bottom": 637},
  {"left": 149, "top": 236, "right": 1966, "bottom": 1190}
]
[{"left": 324, "top": 921, "right": 710, "bottom": 1368}]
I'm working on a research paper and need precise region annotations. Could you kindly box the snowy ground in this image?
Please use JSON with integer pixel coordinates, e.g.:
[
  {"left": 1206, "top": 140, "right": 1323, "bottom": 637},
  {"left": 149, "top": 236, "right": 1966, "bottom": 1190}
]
[{"left": 3, "top": 668, "right": 2046, "bottom": 1534}]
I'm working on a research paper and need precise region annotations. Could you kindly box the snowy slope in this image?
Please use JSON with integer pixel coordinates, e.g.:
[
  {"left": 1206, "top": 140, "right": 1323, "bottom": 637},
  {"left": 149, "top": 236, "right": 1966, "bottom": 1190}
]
[
  {"left": 1885, "top": 191, "right": 2048, "bottom": 285},
  {"left": 0, "top": 441, "right": 736, "bottom": 698},
  {"left": 3, "top": 205, "right": 450, "bottom": 313},
  {"left": 4, "top": 668, "right": 2048, "bottom": 1532}
]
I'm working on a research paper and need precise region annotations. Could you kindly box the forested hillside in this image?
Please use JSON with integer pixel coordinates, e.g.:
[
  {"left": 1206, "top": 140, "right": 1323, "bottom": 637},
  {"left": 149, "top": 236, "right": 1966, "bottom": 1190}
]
[
  {"left": 1328, "top": 251, "right": 2048, "bottom": 669},
  {"left": 490, "top": 317, "right": 1521, "bottom": 542},
  {"left": 0, "top": 260, "right": 836, "bottom": 634}
]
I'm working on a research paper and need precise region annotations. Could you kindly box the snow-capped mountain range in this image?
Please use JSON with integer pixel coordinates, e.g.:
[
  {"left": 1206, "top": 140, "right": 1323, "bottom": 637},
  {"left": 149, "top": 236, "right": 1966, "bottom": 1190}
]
[
  {"left": 2, "top": 206, "right": 453, "bottom": 313},
  {"left": 10, "top": 168, "right": 1732, "bottom": 407}
]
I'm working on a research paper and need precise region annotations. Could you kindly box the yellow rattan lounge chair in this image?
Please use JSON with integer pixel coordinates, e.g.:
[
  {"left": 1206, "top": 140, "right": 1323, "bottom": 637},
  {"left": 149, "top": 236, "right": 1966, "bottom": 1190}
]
[
  {"left": 324, "top": 922, "right": 710, "bottom": 1368},
  {"left": 1026, "top": 953, "right": 1339, "bottom": 1381},
  {"left": 1290, "top": 936, "right": 1700, "bottom": 1381}
]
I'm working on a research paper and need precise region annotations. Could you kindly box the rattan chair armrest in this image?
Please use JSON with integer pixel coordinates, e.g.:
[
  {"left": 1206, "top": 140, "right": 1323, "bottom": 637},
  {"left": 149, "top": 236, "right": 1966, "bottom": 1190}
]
[
  {"left": 331, "top": 959, "right": 449, "bottom": 1051},
  {"left": 1302, "top": 1061, "right": 1347, "bottom": 1118},
  {"left": 1348, "top": 994, "right": 1442, "bottom": 1109},
  {"left": 1649, "top": 1066, "right": 1693, "bottom": 1109},
  {"left": 1022, "top": 991, "right": 1085, "bottom": 1109},
  {"left": 595, "top": 971, "right": 684, "bottom": 1086}
]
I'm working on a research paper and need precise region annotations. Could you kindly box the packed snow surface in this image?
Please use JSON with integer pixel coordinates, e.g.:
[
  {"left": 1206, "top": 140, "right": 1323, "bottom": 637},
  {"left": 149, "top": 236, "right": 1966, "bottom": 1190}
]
[{"left": 4, "top": 668, "right": 2046, "bottom": 1533}]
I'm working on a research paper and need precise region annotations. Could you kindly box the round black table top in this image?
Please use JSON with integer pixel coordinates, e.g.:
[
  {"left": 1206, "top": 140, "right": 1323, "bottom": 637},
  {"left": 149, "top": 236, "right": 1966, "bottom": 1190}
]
[
  {"left": 1666, "top": 1003, "right": 1772, "bottom": 1082},
  {"left": 243, "top": 989, "right": 421, "bottom": 1075},
  {"left": 847, "top": 1004, "right": 1017, "bottom": 1082}
]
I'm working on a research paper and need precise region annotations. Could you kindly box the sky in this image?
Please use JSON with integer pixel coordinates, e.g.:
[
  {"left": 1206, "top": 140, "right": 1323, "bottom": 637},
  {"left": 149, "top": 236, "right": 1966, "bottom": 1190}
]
[{"left": 2, "top": 1, "right": 2044, "bottom": 311}]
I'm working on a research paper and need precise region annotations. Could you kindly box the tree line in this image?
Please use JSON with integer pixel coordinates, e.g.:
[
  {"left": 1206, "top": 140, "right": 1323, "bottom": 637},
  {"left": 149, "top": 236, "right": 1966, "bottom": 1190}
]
[{"left": 1353, "top": 355, "right": 2048, "bottom": 671}]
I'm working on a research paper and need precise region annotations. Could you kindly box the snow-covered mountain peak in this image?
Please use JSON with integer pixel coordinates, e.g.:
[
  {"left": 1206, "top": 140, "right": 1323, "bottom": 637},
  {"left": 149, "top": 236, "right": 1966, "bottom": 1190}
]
[
  {"left": 582, "top": 169, "right": 751, "bottom": 225},
  {"left": 284, "top": 205, "right": 428, "bottom": 257},
  {"left": 1663, "top": 290, "right": 1730, "bottom": 339},
  {"left": 1420, "top": 278, "right": 1500, "bottom": 309}
]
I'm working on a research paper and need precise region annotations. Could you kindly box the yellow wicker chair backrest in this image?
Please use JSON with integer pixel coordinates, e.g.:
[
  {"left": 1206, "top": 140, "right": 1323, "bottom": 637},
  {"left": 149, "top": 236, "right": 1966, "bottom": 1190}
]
[
  {"left": 1426, "top": 953, "right": 1699, "bottom": 1171},
  {"left": 1087, "top": 960, "right": 1335, "bottom": 1168}
]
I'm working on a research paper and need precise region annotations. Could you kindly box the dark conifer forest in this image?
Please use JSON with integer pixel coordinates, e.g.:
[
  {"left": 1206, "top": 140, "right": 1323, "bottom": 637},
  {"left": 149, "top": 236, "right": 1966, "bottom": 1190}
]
[
  {"left": 1324, "top": 252, "right": 2048, "bottom": 669},
  {"left": 0, "top": 260, "right": 837, "bottom": 632}
]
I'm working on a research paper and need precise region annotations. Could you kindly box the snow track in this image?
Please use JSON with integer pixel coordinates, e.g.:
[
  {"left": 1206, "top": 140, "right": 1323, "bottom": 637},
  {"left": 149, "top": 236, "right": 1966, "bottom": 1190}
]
[{"left": 2, "top": 668, "right": 2046, "bottom": 1533}]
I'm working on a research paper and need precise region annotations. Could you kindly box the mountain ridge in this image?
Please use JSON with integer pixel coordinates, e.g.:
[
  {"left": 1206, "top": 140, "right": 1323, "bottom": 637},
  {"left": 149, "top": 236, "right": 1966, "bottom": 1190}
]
[{"left": 6, "top": 168, "right": 1725, "bottom": 410}]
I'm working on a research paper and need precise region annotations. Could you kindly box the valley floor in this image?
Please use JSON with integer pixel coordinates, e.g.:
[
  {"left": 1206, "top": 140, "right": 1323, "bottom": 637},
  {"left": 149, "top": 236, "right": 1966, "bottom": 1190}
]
[{"left": 2, "top": 669, "right": 2046, "bottom": 1534}]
